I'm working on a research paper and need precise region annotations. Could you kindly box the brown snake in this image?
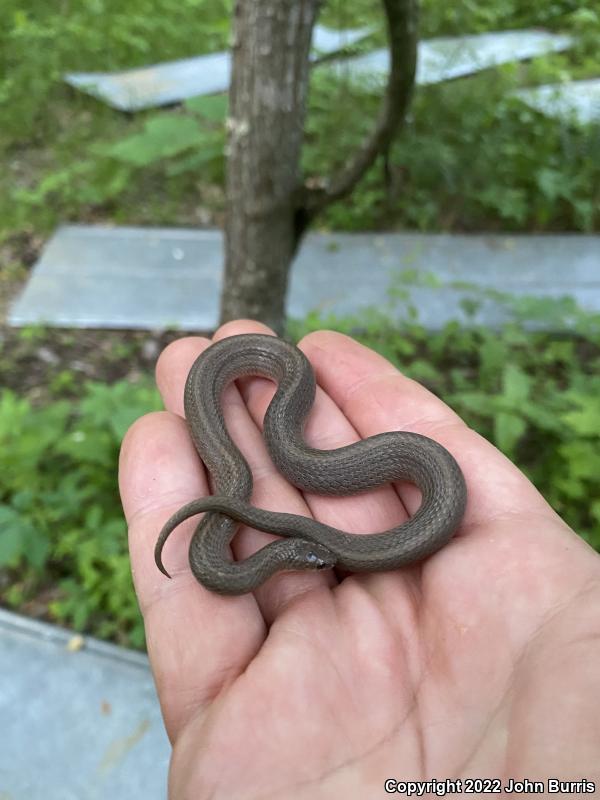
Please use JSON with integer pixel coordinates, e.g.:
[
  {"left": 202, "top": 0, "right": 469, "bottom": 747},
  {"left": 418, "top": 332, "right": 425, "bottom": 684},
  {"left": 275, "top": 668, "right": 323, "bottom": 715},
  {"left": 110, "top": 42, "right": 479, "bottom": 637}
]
[{"left": 155, "top": 333, "right": 467, "bottom": 595}]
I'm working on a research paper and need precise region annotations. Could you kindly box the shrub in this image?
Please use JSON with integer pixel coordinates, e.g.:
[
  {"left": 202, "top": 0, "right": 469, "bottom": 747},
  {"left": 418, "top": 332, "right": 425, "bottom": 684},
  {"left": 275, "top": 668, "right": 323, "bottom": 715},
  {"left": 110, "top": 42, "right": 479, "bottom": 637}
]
[
  {"left": 0, "top": 379, "right": 162, "bottom": 647},
  {"left": 290, "top": 291, "right": 600, "bottom": 550}
]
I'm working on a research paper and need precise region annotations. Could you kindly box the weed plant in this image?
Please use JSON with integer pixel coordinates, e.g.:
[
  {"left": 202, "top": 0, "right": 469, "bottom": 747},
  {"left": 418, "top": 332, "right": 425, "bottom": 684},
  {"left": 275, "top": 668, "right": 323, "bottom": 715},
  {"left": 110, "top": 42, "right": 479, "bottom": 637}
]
[{"left": 2, "top": 295, "right": 599, "bottom": 648}]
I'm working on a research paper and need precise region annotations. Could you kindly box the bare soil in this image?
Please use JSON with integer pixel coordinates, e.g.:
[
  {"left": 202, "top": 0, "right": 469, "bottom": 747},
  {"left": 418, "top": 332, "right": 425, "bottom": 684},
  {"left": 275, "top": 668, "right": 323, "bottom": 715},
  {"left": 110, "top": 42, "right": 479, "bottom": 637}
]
[{"left": 0, "top": 230, "right": 209, "bottom": 401}]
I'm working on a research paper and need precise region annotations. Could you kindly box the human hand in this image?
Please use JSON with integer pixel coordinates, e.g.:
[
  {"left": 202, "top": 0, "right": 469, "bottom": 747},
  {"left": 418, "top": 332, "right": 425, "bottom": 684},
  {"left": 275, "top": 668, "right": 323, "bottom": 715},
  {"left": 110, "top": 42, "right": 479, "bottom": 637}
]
[{"left": 119, "top": 320, "right": 600, "bottom": 799}]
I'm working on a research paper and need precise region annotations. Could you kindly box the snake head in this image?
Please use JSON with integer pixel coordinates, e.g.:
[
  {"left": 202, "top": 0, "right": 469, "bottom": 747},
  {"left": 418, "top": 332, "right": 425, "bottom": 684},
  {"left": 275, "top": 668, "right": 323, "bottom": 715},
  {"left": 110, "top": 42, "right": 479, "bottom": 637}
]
[{"left": 290, "top": 540, "right": 336, "bottom": 572}]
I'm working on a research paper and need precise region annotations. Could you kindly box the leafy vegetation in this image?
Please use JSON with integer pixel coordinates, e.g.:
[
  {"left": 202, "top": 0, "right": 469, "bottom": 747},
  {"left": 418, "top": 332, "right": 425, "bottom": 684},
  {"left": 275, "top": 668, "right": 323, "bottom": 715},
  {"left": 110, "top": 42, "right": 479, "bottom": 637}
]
[
  {"left": 1, "top": 0, "right": 599, "bottom": 241},
  {"left": 0, "top": 379, "right": 162, "bottom": 648},
  {"left": 290, "top": 290, "right": 600, "bottom": 551},
  {"left": 1, "top": 294, "right": 599, "bottom": 648},
  {"left": 309, "top": 68, "right": 600, "bottom": 232},
  {"left": 0, "top": 0, "right": 232, "bottom": 143},
  {"left": 1, "top": 1, "right": 599, "bottom": 646}
]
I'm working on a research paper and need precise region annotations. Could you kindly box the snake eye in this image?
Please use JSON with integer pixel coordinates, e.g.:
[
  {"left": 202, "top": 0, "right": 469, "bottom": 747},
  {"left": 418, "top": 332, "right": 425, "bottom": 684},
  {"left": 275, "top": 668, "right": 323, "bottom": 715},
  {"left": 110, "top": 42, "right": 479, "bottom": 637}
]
[{"left": 306, "top": 550, "right": 333, "bottom": 569}]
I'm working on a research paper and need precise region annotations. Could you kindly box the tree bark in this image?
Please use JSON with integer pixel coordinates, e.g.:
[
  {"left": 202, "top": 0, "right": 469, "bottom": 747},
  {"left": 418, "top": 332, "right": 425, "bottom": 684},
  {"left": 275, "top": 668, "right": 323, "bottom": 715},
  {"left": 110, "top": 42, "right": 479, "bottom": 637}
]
[
  {"left": 221, "top": 0, "right": 418, "bottom": 335},
  {"left": 221, "top": 0, "right": 322, "bottom": 334}
]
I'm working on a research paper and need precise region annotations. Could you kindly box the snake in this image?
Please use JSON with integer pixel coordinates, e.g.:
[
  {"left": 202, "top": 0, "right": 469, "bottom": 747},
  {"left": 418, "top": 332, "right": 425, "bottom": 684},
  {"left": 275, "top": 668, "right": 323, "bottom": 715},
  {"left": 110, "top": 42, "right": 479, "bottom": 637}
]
[{"left": 155, "top": 333, "right": 467, "bottom": 595}]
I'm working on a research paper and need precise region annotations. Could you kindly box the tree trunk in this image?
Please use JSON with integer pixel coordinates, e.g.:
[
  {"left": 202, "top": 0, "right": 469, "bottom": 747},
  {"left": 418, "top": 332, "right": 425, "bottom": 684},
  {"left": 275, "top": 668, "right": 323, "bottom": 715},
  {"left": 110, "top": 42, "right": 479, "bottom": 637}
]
[
  {"left": 221, "top": 0, "right": 419, "bottom": 335},
  {"left": 222, "top": 0, "right": 322, "bottom": 334}
]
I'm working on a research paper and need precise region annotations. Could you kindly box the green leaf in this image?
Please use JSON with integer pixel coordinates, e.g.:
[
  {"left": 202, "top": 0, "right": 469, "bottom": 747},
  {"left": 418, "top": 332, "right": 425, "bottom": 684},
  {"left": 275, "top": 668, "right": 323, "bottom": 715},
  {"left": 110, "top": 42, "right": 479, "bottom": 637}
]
[
  {"left": 562, "top": 395, "right": 600, "bottom": 437},
  {"left": 479, "top": 335, "right": 507, "bottom": 387},
  {"left": 26, "top": 530, "right": 51, "bottom": 570},
  {"left": 559, "top": 441, "right": 600, "bottom": 480},
  {"left": 459, "top": 297, "right": 481, "bottom": 318},
  {"left": 55, "top": 429, "right": 115, "bottom": 466},
  {"left": 165, "top": 138, "right": 224, "bottom": 176},
  {"left": 185, "top": 93, "right": 228, "bottom": 121},
  {"left": 502, "top": 363, "right": 531, "bottom": 404},
  {"left": 105, "top": 115, "right": 204, "bottom": 167},
  {"left": 494, "top": 411, "right": 527, "bottom": 454},
  {"left": 454, "top": 391, "right": 493, "bottom": 416},
  {"left": 0, "top": 390, "right": 29, "bottom": 439},
  {"left": 0, "top": 526, "right": 24, "bottom": 567},
  {"left": 537, "top": 168, "right": 567, "bottom": 202},
  {"left": 0, "top": 504, "right": 48, "bottom": 569}
]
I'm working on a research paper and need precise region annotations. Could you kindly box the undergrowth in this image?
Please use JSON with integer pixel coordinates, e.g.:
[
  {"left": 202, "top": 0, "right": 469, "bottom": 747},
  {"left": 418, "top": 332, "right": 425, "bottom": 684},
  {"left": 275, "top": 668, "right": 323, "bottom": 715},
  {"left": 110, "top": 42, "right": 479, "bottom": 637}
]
[
  {"left": 290, "top": 291, "right": 600, "bottom": 552},
  {"left": 2, "top": 0, "right": 599, "bottom": 241},
  {"left": 1, "top": 0, "right": 599, "bottom": 647},
  {"left": 1, "top": 294, "right": 599, "bottom": 648},
  {"left": 0, "top": 379, "right": 162, "bottom": 648}
]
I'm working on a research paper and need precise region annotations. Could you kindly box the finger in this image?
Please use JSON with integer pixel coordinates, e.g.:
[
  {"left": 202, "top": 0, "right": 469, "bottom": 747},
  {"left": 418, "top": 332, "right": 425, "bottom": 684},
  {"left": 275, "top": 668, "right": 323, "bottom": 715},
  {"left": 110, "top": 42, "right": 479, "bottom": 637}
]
[
  {"left": 299, "top": 330, "right": 560, "bottom": 528},
  {"left": 119, "top": 411, "right": 265, "bottom": 742},
  {"left": 157, "top": 319, "right": 337, "bottom": 624}
]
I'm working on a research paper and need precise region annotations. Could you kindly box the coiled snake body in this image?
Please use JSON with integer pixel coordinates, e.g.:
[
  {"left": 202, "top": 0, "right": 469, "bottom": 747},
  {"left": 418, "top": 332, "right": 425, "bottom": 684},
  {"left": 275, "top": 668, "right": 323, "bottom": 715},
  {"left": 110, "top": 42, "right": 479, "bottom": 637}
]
[{"left": 155, "top": 333, "right": 467, "bottom": 595}]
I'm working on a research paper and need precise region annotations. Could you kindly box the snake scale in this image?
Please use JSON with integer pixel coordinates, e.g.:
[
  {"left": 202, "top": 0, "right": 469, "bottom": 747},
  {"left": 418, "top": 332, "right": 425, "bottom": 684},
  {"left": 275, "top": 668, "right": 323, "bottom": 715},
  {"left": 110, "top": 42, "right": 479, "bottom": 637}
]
[{"left": 155, "top": 333, "right": 467, "bottom": 595}]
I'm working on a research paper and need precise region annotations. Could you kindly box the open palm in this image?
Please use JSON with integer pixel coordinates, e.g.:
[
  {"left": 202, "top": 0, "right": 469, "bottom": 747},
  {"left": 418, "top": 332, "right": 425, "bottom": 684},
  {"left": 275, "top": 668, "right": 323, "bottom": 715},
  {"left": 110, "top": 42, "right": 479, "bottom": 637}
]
[{"left": 120, "top": 320, "right": 600, "bottom": 799}]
